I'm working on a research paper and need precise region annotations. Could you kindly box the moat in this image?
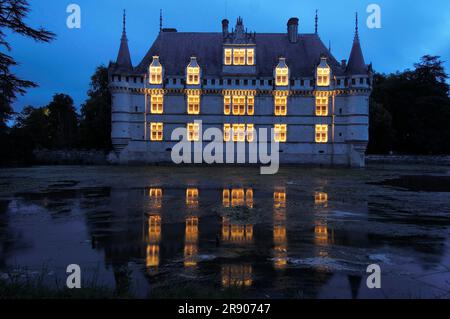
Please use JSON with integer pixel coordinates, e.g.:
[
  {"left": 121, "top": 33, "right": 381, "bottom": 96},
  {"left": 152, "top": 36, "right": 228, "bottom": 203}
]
[{"left": 0, "top": 164, "right": 449, "bottom": 298}]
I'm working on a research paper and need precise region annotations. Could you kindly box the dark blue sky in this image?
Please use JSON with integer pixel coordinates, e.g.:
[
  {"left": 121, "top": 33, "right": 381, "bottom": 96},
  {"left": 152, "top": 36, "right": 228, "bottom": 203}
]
[{"left": 7, "top": 0, "right": 450, "bottom": 112}]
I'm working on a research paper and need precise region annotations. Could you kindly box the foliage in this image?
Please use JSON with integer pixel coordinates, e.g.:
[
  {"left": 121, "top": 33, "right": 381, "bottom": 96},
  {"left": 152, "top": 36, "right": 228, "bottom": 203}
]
[{"left": 368, "top": 55, "right": 450, "bottom": 154}]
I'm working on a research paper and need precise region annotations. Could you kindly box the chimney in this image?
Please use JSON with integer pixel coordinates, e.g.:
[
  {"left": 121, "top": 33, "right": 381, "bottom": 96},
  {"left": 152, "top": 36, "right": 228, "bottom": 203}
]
[
  {"left": 287, "top": 17, "right": 299, "bottom": 43},
  {"left": 222, "top": 19, "right": 229, "bottom": 37},
  {"left": 341, "top": 59, "right": 347, "bottom": 68}
]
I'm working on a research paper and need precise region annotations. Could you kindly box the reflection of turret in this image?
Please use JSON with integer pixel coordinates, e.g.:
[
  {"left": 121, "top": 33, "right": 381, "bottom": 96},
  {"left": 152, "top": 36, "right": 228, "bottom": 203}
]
[
  {"left": 149, "top": 188, "right": 162, "bottom": 209},
  {"left": 146, "top": 215, "right": 161, "bottom": 268},
  {"left": 221, "top": 264, "right": 252, "bottom": 287},
  {"left": 184, "top": 216, "right": 199, "bottom": 267},
  {"left": 222, "top": 217, "right": 253, "bottom": 243},
  {"left": 273, "top": 189, "right": 288, "bottom": 269},
  {"left": 314, "top": 192, "right": 328, "bottom": 207},
  {"left": 222, "top": 188, "right": 253, "bottom": 208}
]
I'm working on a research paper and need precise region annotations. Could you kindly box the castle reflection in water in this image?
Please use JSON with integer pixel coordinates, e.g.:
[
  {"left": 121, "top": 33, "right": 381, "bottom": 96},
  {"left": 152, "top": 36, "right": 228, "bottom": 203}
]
[{"left": 141, "top": 186, "right": 331, "bottom": 288}]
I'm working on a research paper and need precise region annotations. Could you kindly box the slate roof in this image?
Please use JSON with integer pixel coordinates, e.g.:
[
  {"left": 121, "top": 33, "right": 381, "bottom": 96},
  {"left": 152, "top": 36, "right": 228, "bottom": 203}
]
[
  {"left": 346, "top": 35, "right": 367, "bottom": 75},
  {"left": 126, "top": 31, "right": 349, "bottom": 77}
]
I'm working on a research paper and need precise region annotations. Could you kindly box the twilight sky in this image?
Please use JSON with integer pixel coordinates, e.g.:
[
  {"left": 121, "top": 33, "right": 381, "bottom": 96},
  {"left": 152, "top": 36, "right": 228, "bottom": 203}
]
[{"left": 6, "top": 0, "right": 450, "bottom": 112}]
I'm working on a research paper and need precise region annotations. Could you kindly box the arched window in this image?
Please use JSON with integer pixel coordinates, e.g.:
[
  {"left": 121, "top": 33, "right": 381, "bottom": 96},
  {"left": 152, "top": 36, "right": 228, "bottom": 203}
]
[
  {"left": 275, "top": 57, "right": 289, "bottom": 86},
  {"left": 149, "top": 56, "right": 163, "bottom": 85},
  {"left": 186, "top": 57, "right": 200, "bottom": 85}
]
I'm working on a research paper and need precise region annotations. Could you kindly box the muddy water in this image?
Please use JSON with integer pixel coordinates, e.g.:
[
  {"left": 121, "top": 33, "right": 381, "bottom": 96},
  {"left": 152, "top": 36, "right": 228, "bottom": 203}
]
[{"left": 0, "top": 165, "right": 449, "bottom": 298}]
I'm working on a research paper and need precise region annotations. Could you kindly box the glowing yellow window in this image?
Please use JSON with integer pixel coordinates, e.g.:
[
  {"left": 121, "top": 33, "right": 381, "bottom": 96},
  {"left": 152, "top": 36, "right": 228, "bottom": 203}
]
[
  {"left": 317, "top": 67, "right": 330, "bottom": 86},
  {"left": 224, "top": 124, "right": 231, "bottom": 142},
  {"left": 274, "top": 191, "right": 286, "bottom": 208},
  {"left": 223, "top": 189, "right": 230, "bottom": 207},
  {"left": 247, "top": 96, "right": 254, "bottom": 115},
  {"left": 315, "top": 192, "right": 328, "bottom": 205},
  {"left": 315, "top": 124, "right": 328, "bottom": 143},
  {"left": 187, "top": 95, "right": 200, "bottom": 114},
  {"left": 186, "top": 188, "right": 199, "bottom": 207},
  {"left": 233, "top": 49, "right": 246, "bottom": 65},
  {"left": 149, "top": 56, "right": 163, "bottom": 84},
  {"left": 231, "top": 189, "right": 245, "bottom": 206},
  {"left": 274, "top": 124, "right": 287, "bottom": 142},
  {"left": 187, "top": 67, "right": 200, "bottom": 85},
  {"left": 232, "top": 96, "right": 245, "bottom": 115},
  {"left": 224, "top": 96, "right": 231, "bottom": 115},
  {"left": 148, "top": 215, "right": 161, "bottom": 242},
  {"left": 232, "top": 124, "right": 246, "bottom": 142},
  {"left": 316, "top": 97, "right": 328, "bottom": 116},
  {"left": 246, "top": 49, "right": 254, "bottom": 65},
  {"left": 224, "top": 49, "right": 232, "bottom": 65},
  {"left": 187, "top": 123, "right": 200, "bottom": 141},
  {"left": 274, "top": 96, "right": 287, "bottom": 116},
  {"left": 149, "top": 188, "right": 162, "bottom": 199},
  {"left": 150, "top": 122, "right": 163, "bottom": 141},
  {"left": 245, "top": 189, "right": 253, "bottom": 208},
  {"left": 246, "top": 124, "right": 254, "bottom": 142},
  {"left": 150, "top": 94, "right": 163, "bottom": 114}
]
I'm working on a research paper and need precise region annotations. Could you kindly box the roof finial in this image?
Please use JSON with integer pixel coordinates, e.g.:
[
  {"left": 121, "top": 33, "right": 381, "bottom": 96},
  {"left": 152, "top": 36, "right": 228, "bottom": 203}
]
[
  {"left": 160, "top": 9, "right": 163, "bottom": 32},
  {"left": 355, "top": 12, "right": 359, "bottom": 40},
  {"left": 315, "top": 10, "right": 318, "bottom": 34},
  {"left": 122, "top": 9, "right": 126, "bottom": 34}
]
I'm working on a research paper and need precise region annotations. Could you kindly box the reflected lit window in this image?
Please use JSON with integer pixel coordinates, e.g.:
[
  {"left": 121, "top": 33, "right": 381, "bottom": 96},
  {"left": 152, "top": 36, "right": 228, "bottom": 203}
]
[
  {"left": 186, "top": 188, "right": 199, "bottom": 207},
  {"left": 315, "top": 192, "right": 328, "bottom": 205},
  {"left": 148, "top": 215, "right": 161, "bottom": 243},
  {"left": 222, "top": 264, "right": 252, "bottom": 287},
  {"left": 274, "top": 191, "right": 286, "bottom": 209},
  {"left": 149, "top": 188, "right": 162, "bottom": 208}
]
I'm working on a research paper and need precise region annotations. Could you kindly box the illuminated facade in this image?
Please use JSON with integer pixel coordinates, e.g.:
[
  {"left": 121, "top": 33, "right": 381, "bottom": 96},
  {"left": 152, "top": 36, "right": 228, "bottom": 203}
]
[{"left": 109, "top": 13, "right": 371, "bottom": 167}]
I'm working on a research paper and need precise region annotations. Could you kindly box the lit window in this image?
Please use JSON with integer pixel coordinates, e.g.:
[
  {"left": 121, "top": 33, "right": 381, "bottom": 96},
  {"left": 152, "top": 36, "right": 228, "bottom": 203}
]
[
  {"left": 245, "top": 189, "right": 253, "bottom": 208},
  {"left": 223, "top": 189, "right": 230, "bottom": 207},
  {"left": 317, "top": 67, "right": 330, "bottom": 86},
  {"left": 315, "top": 124, "right": 328, "bottom": 143},
  {"left": 246, "top": 124, "right": 254, "bottom": 142},
  {"left": 187, "top": 94, "right": 200, "bottom": 114},
  {"left": 315, "top": 192, "right": 328, "bottom": 205},
  {"left": 233, "top": 49, "right": 246, "bottom": 65},
  {"left": 274, "top": 96, "right": 287, "bottom": 116},
  {"left": 232, "top": 96, "right": 246, "bottom": 115},
  {"left": 315, "top": 97, "right": 328, "bottom": 116},
  {"left": 149, "top": 188, "right": 162, "bottom": 208},
  {"left": 247, "top": 96, "right": 254, "bottom": 115},
  {"left": 246, "top": 49, "right": 254, "bottom": 65},
  {"left": 231, "top": 189, "right": 245, "bottom": 206},
  {"left": 150, "top": 122, "right": 163, "bottom": 141},
  {"left": 149, "top": 56, "right": 163, "bottom": 85},
  {"left": 151, "top": 94, "right": 163, "bottom": 114},
  {"left": 224, "top": 96, "right": 231, "bottom": 115},
  {"left": 275, "top": 58, "right": 289, "bottom": 86},
  {"left": 187, "top": 123, "right": 200, "bottom": 141},
  {"left": 274, "top": 124, "right": 287, "bottom": 142},
  {"left": 186, "top": 57, "right": 200, "bottom": 85},
  {"left": 224, "top": 124, "right": 231, "bottom": 142},
  {"left": 274, "top": 191, "right": 286, "bottom": 209},
  {"left": 224, "top": 49, "right": 232, "bottom": 65},
  {"left": 232, "top": 124, "right": 246, "bottom": 142}
]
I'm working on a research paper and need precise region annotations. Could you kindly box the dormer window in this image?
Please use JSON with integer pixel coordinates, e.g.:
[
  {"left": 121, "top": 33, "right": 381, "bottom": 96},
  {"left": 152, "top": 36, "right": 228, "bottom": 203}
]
[
  {"left": 149, "top": 56, "right": 163, "bottom": 85},
  {"left": 186, "top": 57, "right": 200, "bottom": 85},
  {"left": 275, "top": 58, "right": 289, "bottom": 86},
  {"left": 223, "top": 48, "right": 255, "bottom": 66},
  {"left": 317, "top": 57, "right": 331, "bottom": 87}
]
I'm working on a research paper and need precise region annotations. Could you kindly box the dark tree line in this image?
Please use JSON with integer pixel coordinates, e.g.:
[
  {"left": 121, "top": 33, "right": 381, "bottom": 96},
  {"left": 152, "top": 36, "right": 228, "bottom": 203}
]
[{"left": 368, "top": 55, "right": 450, "bottom": 155}]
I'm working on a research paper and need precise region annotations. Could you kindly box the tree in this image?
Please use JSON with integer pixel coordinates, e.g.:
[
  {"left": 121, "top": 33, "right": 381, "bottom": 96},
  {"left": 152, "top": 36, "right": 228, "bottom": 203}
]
[
  {"left": 79, "top": 65, "right": 112, "bottom": 150},
  {"left": 369, "top": 56, "right": 450, "bottom": 154},
  {"left": 47, "top": 94, "right": 79, "bottom": 149},
  {"left": 0, "top": 0, "right": 55, "bottom": 127}
]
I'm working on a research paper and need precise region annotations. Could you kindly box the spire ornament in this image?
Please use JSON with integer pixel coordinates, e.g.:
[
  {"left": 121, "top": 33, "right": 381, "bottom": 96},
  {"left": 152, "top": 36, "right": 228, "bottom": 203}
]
[{"left": 315, "top": 10, "right": 318, "bottom": 34}]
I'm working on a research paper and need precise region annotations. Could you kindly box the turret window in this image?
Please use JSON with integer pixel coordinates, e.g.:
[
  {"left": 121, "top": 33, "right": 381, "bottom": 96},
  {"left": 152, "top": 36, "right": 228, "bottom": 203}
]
[
  {"left": 315, "top": 97, "right": 328, "bottom": 116},
  {"left": 317, "top": 57, "right": 331, "bottom": 87},
  {"left": 187, "top": 94, "right": 200, "bottom": 114},
  {"left": 274, "top": 124, "right": 287, "bottom": 142},
  {"left": 274, "top": 96, "right": 287, "bottom": 116},
  {"left": 315, "top": 125, "right": 328, "bottom": 143},
  {"left": 150, "top": 122, "right": 163, "bottom": 141},
  {"left": 151, "top": 95, "right": 164, "bottom": 114}
]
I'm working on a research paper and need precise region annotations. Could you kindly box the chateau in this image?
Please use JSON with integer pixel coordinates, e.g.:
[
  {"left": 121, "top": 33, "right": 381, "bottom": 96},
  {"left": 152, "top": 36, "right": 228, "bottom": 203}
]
[{"left": 108, "top": 12, "right": 372, "bottom": 167}]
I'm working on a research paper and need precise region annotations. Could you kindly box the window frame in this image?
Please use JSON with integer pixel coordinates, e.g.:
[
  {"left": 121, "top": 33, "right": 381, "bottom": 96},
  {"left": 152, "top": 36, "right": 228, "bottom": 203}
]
[{"left": 150, "top": 122, "right": 163, "bottom": 141}]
